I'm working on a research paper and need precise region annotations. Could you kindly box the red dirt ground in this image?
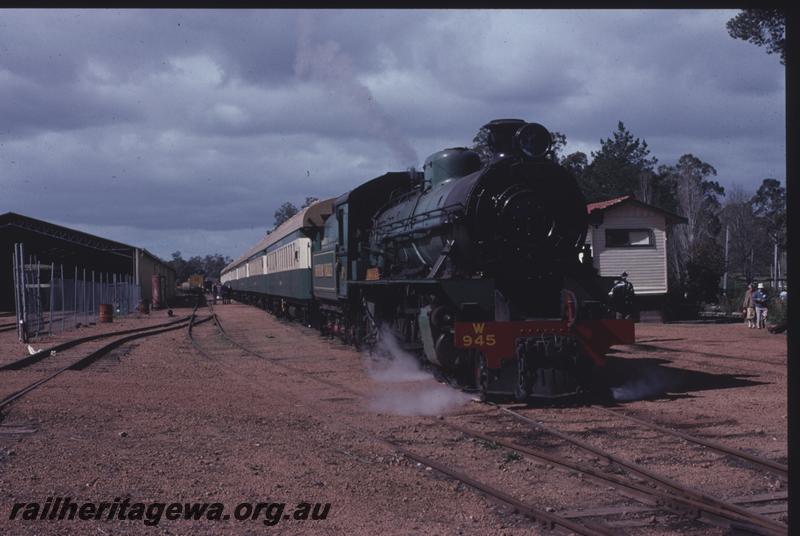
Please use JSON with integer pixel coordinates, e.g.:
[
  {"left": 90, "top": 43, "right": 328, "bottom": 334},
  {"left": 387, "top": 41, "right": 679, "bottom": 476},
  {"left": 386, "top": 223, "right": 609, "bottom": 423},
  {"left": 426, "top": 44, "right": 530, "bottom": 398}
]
[{"left": 0, "top": 303, "right": 787, "bottom": 534}]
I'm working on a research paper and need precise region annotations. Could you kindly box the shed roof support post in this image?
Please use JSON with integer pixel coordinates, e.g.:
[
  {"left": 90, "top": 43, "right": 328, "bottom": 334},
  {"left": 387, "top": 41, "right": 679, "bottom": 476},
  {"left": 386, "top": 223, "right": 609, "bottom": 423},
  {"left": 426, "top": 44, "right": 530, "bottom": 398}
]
[
  {"left": 60, "top": 264, "right": 65, "bottom": 333},
  {"left": 49, "top": 262, "right": 54, "bottom": 336},
  {"left": 74, "top": 266, "right": 78, "bottom": 328},
  {"left": 82, "top": 268, "right": 86, "bottom": 326},
  {"left": 20, "top": 244, "right": 28, "bottom": 342},
  {"left": 36, "top": 260, "right": 41, "bottom": 334},
  {"left": 12, "top": 244, "right": 20, "bottom": 340}
]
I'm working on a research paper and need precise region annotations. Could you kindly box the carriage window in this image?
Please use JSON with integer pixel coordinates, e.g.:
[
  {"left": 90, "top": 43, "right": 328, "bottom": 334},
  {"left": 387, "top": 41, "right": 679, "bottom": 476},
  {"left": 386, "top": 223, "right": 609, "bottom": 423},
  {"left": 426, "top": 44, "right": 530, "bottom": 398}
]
[{"left": 605, "top": 229, "right": 655, "bottom": 248}]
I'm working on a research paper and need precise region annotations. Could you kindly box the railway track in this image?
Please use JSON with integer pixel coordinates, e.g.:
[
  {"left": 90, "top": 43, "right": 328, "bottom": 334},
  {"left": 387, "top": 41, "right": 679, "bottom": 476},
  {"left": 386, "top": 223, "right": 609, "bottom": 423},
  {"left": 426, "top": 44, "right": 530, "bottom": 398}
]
[
  {"left": 470, "top": 406, "right": 787, "bottom": 534},
  {"left": 187, "top": 302, "right": 614, "bottom": 535},
  {"left": 589, "top": 406, "right": 787, "bottom": 478},
  {"left": 1, "top": 315, "right": 192, "bottom": 371},
  {"left": 191, "top": 301, "right": 788, "bottom": 535},
  {"left": 0, "top": 312, "right": 211, "bottom": 415}
]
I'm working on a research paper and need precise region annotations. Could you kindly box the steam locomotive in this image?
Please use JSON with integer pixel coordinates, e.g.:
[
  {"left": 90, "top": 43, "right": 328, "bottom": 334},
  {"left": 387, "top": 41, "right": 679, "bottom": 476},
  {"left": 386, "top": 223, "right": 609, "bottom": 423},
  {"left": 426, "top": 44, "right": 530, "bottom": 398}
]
[{"left": 221, "top": 119, "right": 634, "bottom": 399}]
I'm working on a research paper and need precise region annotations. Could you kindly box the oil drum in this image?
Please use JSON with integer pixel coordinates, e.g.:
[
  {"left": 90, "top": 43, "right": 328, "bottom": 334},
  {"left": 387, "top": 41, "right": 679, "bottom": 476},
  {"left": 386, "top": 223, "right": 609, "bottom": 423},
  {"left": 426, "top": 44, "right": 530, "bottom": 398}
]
[{"left": 99, "top": 303, "right": 113, "bottom": 323}]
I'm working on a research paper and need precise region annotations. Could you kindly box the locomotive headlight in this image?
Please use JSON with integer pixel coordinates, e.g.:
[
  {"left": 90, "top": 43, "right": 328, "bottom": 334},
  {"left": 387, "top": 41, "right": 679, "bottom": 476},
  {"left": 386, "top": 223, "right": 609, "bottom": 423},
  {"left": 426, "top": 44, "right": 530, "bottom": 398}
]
[{"left": 514, "top": 123, "right": 552, "bottom": 159}]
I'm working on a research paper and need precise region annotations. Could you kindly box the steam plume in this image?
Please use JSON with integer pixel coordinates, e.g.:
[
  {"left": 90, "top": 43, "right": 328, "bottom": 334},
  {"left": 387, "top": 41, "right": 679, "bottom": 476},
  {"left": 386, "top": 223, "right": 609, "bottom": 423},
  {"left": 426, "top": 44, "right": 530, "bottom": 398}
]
[
  {"left": 294, "top": 12, "right": 418, "bottom": 168},
  {"left": 364, "top": 326, "right": 472, "bottom": 416},
  {"left": 611, "top": 366, "right": 675, "bottom": 402}
]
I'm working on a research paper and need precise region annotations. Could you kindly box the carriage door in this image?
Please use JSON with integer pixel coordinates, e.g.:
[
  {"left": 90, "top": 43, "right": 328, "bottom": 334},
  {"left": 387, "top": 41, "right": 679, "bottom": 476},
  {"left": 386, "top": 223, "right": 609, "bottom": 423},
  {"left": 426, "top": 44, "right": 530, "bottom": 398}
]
[{"left": 336, "top": 205, "right": 349, "bottom": 298}]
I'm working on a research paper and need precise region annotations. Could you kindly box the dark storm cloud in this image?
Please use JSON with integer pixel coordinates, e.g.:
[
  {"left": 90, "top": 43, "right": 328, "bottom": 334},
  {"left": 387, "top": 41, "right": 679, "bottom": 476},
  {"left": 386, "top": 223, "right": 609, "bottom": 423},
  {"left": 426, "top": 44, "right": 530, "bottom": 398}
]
[
  {"left": 0, "top": 9, "right": 785, "bottom": 260},
  {"left": 0, "top": 70, "right": 142, "bottom": 135}
]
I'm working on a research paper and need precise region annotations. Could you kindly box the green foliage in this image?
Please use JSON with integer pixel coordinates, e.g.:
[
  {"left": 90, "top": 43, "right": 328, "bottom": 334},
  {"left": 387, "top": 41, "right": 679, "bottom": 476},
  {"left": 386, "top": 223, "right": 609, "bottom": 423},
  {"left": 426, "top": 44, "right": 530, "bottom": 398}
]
[
  {"left": 668, "top": 154, "right": 724, "bottom": 238},
  {"left": 750, "top": 178, "right": 786, "bottom": 249},
  {"left": 579, "top": 121, "right": 658, "bottom": 202},
  {"left": 549, "top": 131, "right": 568, "bottom": 162},
  {"left": 684, "top": 240, "right": 725, "bottom": 303},
  {"left": 503, "top": 451, "right": 522, "bottom": 463},
  {"left": 274, "top": 201, "right": 300, "bottom": 227},
  {"left": 645, "top": 169, "right": 680, "bottom": 214},
  {"left": 718, "top": 187, "right": 773, "bottom": 282},
  {"left": 471, "top": 126, "right": 494, "bottom": 163},
  {"left": 168, "top": 251, "right": 233, "bottom": 282},
  {"left": 768, "top": 295, "right": 787, "bottom": 324},
  {"left": 301, "top": 196, "right": 319, "bottom": 209},
  {"left": 658, "top": 154, "right": 725, "bottom": 291},
  {"left": 726, "top": 9, "right": 785, "bottom": 64},
  {"left": 562, "top": 151, "right": 588, "bottom": 181}
]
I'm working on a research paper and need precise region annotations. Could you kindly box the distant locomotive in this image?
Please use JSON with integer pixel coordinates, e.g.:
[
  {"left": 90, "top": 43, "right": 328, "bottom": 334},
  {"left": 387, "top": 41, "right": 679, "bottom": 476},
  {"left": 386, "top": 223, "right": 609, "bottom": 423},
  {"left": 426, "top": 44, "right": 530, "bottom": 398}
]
[{"left": 221, "top": 119, "right": 634, "bottom": 399}]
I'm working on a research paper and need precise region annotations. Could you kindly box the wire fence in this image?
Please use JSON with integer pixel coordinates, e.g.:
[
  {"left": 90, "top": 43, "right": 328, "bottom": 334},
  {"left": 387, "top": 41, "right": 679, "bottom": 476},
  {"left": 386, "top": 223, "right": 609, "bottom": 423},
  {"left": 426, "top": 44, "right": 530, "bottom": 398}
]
[{"left": 12, "top": 242, "right": 140, "bottom": 341}]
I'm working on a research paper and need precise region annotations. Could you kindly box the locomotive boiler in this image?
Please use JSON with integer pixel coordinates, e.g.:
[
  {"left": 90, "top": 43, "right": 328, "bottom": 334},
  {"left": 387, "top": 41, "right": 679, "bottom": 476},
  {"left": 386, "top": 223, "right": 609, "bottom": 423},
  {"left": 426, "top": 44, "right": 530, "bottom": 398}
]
[{"left": 221, "top": 119, "right": 634, "bottom": 400}]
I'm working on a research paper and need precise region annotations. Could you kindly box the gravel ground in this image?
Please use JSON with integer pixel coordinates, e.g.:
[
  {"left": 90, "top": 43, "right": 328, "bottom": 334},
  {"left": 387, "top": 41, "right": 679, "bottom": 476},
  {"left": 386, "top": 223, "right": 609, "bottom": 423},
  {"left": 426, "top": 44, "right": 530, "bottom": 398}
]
[{"left": 0, "top": 303, "right": 787, "bottom": 535}]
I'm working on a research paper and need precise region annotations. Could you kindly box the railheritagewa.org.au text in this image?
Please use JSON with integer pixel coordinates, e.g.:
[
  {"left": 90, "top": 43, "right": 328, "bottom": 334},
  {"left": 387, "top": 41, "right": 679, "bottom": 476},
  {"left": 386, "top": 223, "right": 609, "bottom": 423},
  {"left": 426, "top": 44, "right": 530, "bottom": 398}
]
[{"left": 9, "top": 497, "right": 331, "bottom": 526}]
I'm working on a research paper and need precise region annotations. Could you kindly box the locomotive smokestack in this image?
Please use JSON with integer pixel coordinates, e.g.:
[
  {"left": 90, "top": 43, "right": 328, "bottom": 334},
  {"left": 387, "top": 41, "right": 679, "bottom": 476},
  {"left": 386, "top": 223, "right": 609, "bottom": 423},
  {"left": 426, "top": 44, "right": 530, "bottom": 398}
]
[
  {"left": 480, "top": 119, "right": 526, "bottom": 157},
  {"left": 476, "top": 119, "right": 553, "bottom": 161}
]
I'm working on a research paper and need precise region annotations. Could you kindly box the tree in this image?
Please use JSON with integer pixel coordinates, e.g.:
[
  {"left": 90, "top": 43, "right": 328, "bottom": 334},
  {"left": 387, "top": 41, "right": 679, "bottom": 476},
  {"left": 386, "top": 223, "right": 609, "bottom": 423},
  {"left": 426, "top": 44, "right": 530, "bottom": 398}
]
[
  {"left": 471, "top": 126, "right": 494, "bottom": 163},
  {"left": 549, "top": 131, "right": 568, "bottom": 163},
  {"left": 201, "top": 254, "right": 233, "bottom": 279},
  {"left": 274, "top": 201, "right": 299, "bottom": 227},
  {"left": 169, "top": 251, "right": 188, "bottom": 282},
  {"left": 726, "top": 9, "right": 785, "bottom": 64},
  {"left": 750, "top": 178, "right": 786, "bottom": 284},
  {"left": 718, "top": 185, "right": 770, "bottom": 283},
  {"left": 750, "top": 178, "right": 786, "bottom": 249},
  {"left": 642, "top": 168, "right": 679, "bottom": 215},
  {"left": 167, "top": 251, "right": 233, "bottom": 282},
  {"left": 562, "top": 151, "right": 589, "bottom": 186},
  {"left": 186, "top": 256, "right": 205, "bottom": 278},
  {"left": 660, "top": 154, "right": 725, "bottom": 294},
  {"left": 301, "top": 196, "right": 319, "bottom": 208},
  {"left": 579, "top": 122, "right": 658, "bottom": 202},
  {"left": 685, "top": 239, "right": 726, "bottom": 303}
]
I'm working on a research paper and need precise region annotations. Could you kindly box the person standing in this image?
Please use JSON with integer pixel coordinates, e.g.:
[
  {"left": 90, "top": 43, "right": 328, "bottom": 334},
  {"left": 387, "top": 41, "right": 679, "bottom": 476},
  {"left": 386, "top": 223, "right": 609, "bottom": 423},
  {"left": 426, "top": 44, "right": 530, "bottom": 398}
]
[
  {"left": 742, "top": 282, "right": 756, "bottom": 328},
  {"left": 753, "top": 283, "right": 769, "bottom": 329},
  {"left": 609, "top": 272, "right": 635, "bottom": 319}
]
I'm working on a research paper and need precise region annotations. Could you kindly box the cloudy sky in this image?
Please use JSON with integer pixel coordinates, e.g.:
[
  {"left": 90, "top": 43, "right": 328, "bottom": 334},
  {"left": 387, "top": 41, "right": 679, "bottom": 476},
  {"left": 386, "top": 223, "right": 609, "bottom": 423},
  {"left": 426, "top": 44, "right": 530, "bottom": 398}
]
[{"left": 0, "top": 9, "right": 785, "bottom": 261}]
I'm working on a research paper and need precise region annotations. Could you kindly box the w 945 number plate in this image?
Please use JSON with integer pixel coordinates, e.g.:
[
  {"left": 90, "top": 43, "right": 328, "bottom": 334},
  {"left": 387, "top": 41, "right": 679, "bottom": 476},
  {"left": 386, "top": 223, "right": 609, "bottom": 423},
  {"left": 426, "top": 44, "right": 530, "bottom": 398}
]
[{"left": 459, "top": 323, "right": 496, "bottom": 347}]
